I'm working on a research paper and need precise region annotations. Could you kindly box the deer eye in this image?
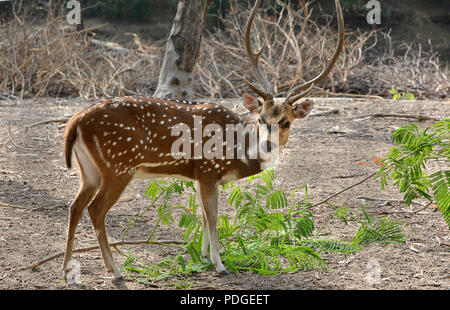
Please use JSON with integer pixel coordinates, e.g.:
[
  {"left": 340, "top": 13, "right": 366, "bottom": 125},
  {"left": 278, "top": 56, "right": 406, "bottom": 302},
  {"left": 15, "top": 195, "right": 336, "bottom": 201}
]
[
  {"left": 278, "top": 118, "right": 291, "bottom": 129},
  {"left": 278, "top": 118, "right": 290, "bottom": 129},
  {"left": 281, "top": 121, "right": 290, "bottom": 129}
]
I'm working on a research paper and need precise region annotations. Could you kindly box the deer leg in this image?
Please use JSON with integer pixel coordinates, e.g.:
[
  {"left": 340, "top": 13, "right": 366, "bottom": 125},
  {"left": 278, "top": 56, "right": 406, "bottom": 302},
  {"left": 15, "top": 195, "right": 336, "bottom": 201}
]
[
  {"left": 201, "top": 210, "right": 210, "bottom": 258},
  {"left": 63, "top": 149, "right": 100, "bottom": 281},
  {"left": 86, "top": 175, "right": 131, "bottom": 280},
  {"left": 197, "top": 183, "right": 210, "bottom": 259},
  {"left": 62, "top": 182, "right": 99, "bottom": 280},
  {"left": 197, "top": 180, "right": 228, "bottom": 275}
]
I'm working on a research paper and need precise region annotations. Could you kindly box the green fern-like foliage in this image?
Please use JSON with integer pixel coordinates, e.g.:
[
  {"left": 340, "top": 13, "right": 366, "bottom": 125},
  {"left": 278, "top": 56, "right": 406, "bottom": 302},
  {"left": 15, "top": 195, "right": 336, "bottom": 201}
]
[
  {"left": 121, "top": 168, "right": 406, "bottom": 283},
  {"left": 377, "top": 119, "right": 450, "bottom": 228},
  {"left": 301, "top": 238, "right": 362, "bottom": 254},
  {"left": 352, "top": 206, "right": 406, "bottom": 244},
  {"left": 219, "top": 168, "right": 366, "bottom": 273}
]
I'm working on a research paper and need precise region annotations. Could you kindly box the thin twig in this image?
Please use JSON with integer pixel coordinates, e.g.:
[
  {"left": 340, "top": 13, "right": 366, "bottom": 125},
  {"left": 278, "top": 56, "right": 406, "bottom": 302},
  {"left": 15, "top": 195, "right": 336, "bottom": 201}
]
[
  {"left": 351, "top": 113, "right": 439, "bottom": 122},
  {"left": 309, "top": 108, "right": 339, "bottom": 117},
  {"left": 313, "top": 171, "right": 378, "bottom": 207},
  {"left": 413, "top": 201, "right": 433, "bottom": 214},
  {"left": 0, "top": 202, "right": 27, "bottom": 209},
  {"left": 356, "top": 196, "right": 405, "bottom": 203},
  {"left": 26, "top": 117, "right": 70, "bottom": 130},
  {"left": 20, "top": 239, "right": 185, "bottom": 271},
  {"left": 356, "top": 196, "right": 430, "bottom": 208},
  {"left": 322, "top": 90, "right": 384, "bottom": 100},
  {"left": 333, "top": 173, "right": 367, "bottom": 179}
]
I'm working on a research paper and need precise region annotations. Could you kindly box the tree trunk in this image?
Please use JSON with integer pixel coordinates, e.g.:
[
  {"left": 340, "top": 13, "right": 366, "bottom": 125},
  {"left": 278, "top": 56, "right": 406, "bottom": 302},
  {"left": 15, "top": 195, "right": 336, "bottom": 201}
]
[{"left": 154, "top": 0, "right": 212, "bottom": 100}]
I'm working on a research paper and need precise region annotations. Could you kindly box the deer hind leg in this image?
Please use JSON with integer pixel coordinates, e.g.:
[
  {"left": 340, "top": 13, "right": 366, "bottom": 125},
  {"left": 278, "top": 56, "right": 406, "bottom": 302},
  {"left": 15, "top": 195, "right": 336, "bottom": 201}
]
[
  {"left": 197, "top": 180, "right": 228, "bottom": 275},
  {"left": 63, "top": 145, "right": 101, "bottom": 281},
  {"left": 86, "top": 174, "right": 131, "bottom": 280}
]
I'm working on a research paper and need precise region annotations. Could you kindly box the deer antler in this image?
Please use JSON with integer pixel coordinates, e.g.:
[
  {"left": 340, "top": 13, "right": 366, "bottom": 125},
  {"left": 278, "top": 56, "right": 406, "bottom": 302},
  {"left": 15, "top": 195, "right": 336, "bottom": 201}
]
[
  {"left": 245, "top": 0, "right": 344, "bottom": 105},
  {"left": 244, "top": 0, "right": 274, "bottom": 101},
  {"left": 285, "top": 0, "right": 344, "bottom": 105}
]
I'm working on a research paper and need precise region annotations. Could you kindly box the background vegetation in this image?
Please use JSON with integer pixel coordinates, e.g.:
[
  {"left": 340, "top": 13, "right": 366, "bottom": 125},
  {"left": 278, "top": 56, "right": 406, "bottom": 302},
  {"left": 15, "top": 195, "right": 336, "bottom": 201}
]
[
  {"left": 1, "top": 0, "right": 379, "bottom": 21},
  {"left": 1, "top": 0, "right": 448, "bottom": 99}
]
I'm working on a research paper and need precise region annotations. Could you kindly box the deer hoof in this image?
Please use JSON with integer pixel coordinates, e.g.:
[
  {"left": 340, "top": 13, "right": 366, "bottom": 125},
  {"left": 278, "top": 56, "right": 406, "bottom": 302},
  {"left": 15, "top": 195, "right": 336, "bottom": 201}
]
[{"left": 218, "top": 269, "right": 230, "bottom": 276}]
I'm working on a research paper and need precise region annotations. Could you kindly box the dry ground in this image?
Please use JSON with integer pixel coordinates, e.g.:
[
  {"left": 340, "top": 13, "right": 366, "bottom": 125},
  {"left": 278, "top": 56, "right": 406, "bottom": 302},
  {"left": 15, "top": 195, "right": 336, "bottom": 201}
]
[{"left": 0, "top": 97, "right": 449, "bottom": 290}]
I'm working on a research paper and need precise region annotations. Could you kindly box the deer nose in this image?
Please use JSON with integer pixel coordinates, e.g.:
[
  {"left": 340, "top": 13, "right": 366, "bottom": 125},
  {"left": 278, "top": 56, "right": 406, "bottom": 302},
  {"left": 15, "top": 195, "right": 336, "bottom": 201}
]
[{"left": 261, "top": 140, "right": 276, "bottom": 153}]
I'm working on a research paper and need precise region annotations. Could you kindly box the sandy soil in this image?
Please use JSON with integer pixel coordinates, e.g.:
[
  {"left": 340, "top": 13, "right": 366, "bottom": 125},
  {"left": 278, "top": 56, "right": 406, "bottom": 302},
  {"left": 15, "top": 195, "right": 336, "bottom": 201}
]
[{"left": 0, "top": 97, "right": 448, "bottom": 290}]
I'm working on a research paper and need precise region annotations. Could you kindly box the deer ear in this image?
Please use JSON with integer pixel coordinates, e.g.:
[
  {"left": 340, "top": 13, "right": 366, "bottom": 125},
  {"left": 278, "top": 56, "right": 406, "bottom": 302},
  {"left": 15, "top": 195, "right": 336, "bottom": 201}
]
[
  {"left": 293, "top": 100, "right": 314, "bottom": 119},
  {"left": 242, "top": 93, "right": 262, "bottom": 114}
]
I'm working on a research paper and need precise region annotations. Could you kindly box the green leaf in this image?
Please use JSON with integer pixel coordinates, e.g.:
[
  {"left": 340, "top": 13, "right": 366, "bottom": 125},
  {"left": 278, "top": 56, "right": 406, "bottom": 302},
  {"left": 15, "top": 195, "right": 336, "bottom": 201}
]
[
  {"left": 430, "top": 170, "right": 450, "bottom": 227},
  {"left": 334, "top": 207, "right": 348, "bottom": 225},
  {"left": 186, "top": 242, "right": 203, "bottom": 265},
  {"left": 286, "top": 246, "right": 328, "bottom": 271},
  {"left": 255, "top": 184, "right": 270, "bottom": 195},
  {"left": 179, "top": 212, "right": 201, "bottom": 242},
  {"left": 157, "top": 204, "right": 174, "bottom": 225},
  {"left": 218, "top": 215, "right": 238, "bottom": 239},
  {"left": 378, "top": 119, "right": 450, "bottom": 228},
  {"left": 145, "top": 181, "right": 161, "bottom": 202},
  {"left": 403, "top": 93, "right": 415, "bottom": 100},
  {"left": 289, "top": 183, "right": 308, "bottom": 202},
  {"left": 301, "top": 238, "right": 362, "bottom": 254},
  {"left": 188, "top": 193, "right": 198, "bottom": 212},
  {"left": 227, "top": 186, "right": 243, "bottom": 209},
  {"left": 293, "top": 213, "right": 315, "bottom": 238},
  {"left": 352, "top": 213, "right": 406, "bottom": 245},
  {"left": 266, "top": 190, "right": 287, "bottom": 209},
  {"left": 176, "top": 254, "right": 186, "bottom": 272},
  {"left": 260, "top": 168, "right": 274, "bottom": 190}
]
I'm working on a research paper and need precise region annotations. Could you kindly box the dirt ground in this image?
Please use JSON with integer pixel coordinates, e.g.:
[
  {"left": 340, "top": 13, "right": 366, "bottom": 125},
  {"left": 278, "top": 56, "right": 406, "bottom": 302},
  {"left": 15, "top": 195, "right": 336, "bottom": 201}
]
[{"left": 0, "top": 96, "right": 448, "bottom": 290}]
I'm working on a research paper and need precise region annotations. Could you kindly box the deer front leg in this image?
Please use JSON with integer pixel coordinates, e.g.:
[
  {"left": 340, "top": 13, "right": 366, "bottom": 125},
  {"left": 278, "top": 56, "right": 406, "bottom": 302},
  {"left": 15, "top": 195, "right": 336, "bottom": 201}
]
[
  {"left": 197, "top": 180, "right": 229, "bottom": 275},
  {"left": 200, "top": 208, "right": 210, "bottom": 259}
]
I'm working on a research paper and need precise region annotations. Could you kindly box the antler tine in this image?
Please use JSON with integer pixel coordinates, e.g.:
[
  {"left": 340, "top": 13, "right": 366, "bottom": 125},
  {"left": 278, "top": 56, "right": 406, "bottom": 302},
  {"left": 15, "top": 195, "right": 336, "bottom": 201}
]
[
  {"left": 286, "top": 83, "right": 315, "bottom": 105},
  {"left": 286, "top": 0, "right": 344, "bottom": 104},
  {"left": 244, "top": 0, "right": 273, "bottom": 101},
  {"left": 286, "top": 42, "right": 327, "bottom": 105}
]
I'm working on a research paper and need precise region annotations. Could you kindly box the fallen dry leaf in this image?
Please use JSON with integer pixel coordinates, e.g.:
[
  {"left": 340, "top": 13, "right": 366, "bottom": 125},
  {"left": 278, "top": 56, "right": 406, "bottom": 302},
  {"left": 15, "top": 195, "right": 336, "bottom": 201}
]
[{"left": 372, "top": 157, "right": 384, "bottom": 166}]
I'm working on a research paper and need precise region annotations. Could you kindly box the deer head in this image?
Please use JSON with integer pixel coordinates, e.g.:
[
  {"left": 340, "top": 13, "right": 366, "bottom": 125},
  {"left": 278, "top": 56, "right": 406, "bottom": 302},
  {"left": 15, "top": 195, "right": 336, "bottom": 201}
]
[{"left": 242, "top": 0, "right": 344, "bottom": 149}]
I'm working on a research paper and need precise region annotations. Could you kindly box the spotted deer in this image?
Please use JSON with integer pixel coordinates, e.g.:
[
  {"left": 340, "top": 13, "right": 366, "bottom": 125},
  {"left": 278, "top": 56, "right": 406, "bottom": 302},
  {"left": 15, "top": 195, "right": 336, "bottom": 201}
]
[{"left": 62, "top": 0, "right": 344, "bottom": 280}]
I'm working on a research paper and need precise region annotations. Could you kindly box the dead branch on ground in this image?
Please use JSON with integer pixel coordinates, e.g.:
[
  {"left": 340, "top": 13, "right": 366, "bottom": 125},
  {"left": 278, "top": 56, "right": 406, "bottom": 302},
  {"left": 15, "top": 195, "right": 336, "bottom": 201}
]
[{"left": 20, "top": 239, "right": 185, "bottom": 271}]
